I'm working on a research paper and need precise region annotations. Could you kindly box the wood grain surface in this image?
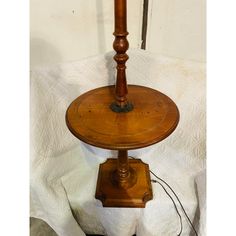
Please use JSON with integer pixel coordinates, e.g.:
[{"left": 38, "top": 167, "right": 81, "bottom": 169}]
[
  {"left": 95, "top": 158, "right": 153, "bottom": 208},
  {"left": 66, "top": 85, "right": 179, "bottom": 150}
]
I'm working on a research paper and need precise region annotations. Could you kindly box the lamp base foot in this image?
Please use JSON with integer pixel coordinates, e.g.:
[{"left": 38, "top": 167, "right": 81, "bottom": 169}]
[{"left": 95, "top": 158, "right": 153, "bottom": 208}]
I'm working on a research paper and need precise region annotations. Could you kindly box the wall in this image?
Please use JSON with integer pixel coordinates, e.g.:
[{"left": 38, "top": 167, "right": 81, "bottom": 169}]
[
  {"left": 30, "top": 0, "right": 143, "bottom": 68},
  {"left": 147, "top": 0, "right": 206, "bottom": 62},
  {"left": 30, "top": 0, "right": 206, "bottom": 68}
]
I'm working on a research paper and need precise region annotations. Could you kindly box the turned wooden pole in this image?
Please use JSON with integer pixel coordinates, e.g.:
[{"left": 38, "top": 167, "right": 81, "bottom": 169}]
[
  {"left": 114, "top": 150, "right": 137, "bottom": 189},
  {"left": 117, "top": 150, "right": 130, "bottom": 181},
  {"left": 111, "top": 0, "right": 133, "bottom": 112},
  {"left": 112, "top": 0, "right": 133, "bottom": 188}
]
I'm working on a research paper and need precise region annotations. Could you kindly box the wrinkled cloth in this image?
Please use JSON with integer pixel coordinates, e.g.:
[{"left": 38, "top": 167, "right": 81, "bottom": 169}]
[{"left": 30, "top": 49, "right": 206, "bottom": 236}]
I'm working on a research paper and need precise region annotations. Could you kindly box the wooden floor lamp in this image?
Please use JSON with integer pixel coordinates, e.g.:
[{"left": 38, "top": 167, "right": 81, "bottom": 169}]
[{"left": 66, "top": 0, "right": 179, "bottom": 208}]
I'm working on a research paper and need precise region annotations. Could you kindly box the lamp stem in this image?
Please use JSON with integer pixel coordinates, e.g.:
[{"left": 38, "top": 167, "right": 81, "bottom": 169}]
[{"left": 111, "top": 0, "right": 133, "bottom": 112}]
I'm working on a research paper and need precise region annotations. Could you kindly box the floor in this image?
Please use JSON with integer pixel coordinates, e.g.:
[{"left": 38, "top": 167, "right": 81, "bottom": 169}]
[
  {"left": 30, "top": 218, "right": 58, "bottom": 236},
  {"left": 30, "top": 217, "right": 134, "bottom": 236}
]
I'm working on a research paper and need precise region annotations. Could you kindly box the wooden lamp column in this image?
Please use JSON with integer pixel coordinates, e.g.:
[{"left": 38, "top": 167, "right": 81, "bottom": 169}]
[
  {"left": 110, "top": 0, "right": 132, "bottom": 112},
  {"left": 110, "top": 0, "right": 135, "bottom": 191},
  {"left": 66, "top": 0, "right": 179, "bottom": 207}
]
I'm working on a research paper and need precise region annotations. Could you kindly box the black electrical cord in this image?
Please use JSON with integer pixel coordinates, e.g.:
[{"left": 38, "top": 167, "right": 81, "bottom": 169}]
[
  {"left": 129, "top": 156, "right": 198, "bottom": 236},
  {"left": 151, "top": 177, "right": 183, "bottom": 235},
  {"left": 149, "top": 169, "right": 199, "bottom": 236}
]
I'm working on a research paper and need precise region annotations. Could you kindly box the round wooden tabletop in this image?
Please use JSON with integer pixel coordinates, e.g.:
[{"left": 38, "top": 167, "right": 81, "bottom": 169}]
[{"left": 66, "top": 85, "right": 179, "bottom": 150}]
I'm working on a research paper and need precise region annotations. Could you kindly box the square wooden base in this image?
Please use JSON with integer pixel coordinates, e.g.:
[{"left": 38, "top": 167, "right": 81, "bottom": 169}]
[{"left": 95, "top": 158, "right": 153, "bottom": 208}]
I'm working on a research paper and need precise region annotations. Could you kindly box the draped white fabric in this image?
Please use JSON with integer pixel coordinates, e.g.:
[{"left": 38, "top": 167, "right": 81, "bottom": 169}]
[{"left": 30, "top": 49, "right": 206, "bottom": 236}]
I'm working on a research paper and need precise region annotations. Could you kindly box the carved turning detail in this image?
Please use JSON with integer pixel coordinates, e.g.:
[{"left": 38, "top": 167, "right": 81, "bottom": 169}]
[
  {"left": 95, "top": 158, "right": 153, "bottom": 207},
  {"left": 111, "top": 150, "right": 137, "bottom": 189},
  {"left": 111, "top": 0, "right": 133, "bottom": 112}
]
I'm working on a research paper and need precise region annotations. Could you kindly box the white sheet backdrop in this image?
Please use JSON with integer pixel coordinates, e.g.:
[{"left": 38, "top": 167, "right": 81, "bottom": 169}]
[{"left": 30, "top": 49, "right": 206, "bottom": 236}]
